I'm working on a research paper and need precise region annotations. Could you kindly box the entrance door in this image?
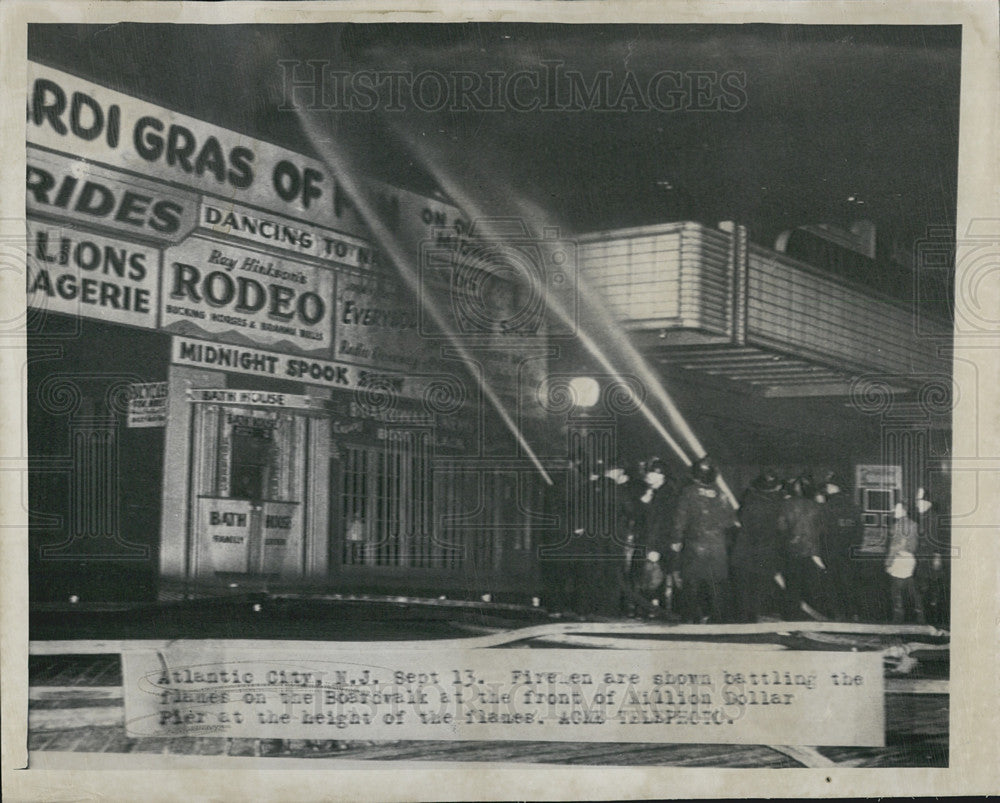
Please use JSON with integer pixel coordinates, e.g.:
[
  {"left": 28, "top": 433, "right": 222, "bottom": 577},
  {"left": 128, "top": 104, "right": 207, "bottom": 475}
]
[{"left": 189, "top": 401, "right": 308, "bottom": 583}]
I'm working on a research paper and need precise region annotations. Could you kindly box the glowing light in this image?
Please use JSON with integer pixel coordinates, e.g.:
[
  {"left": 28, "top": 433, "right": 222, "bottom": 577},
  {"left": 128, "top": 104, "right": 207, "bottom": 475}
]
[
  {"left": 569, "top": 376, "right": 600, "bottom": 407},
  {"left": 397, "top": 131, "right": 696, "bottom": 471}
]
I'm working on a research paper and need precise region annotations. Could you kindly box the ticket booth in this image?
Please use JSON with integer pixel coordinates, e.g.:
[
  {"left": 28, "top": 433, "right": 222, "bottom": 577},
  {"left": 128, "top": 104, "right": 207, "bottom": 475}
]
[{"left": 187, "top": 390, "right": 314, "bottom": 582}]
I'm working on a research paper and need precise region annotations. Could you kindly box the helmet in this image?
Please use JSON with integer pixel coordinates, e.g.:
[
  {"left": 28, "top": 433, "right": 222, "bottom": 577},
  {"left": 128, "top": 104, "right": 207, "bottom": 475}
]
[
  {"left": 647, "top": 457, "right": 666, "bottom": 475},
  {"left": 797, "top": 473, "right": 816, "bottom": 499},
  {"left": 823, "top": 471, "right": 844, "bottom": 493},
  {"left": 824, "top": 471, "right": 845, "bottom": 487},
  {"left": 752, "top": 471, "right": 781, "bottom": 492},
  {"left": 691, "top": 457, "right": 717, "bottom": 485}
]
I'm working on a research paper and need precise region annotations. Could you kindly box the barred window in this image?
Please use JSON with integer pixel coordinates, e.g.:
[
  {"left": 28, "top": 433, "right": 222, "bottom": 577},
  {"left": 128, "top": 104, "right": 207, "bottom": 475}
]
[
  {"left": 340, "top": 431, "right": 442, "bottom": 568},
  {"left": 338, "top": 431, "right": 540, "bottom": 572}
]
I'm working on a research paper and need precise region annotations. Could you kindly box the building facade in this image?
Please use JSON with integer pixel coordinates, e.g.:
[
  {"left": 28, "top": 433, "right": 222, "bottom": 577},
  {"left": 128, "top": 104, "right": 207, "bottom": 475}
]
[
  {"left": 25, "top": 62, "right": 953, "bottom": 614},
  {"left": 574, "top": 221, "right": 953, "bottom": 560},
  {"left": 26, "top": 62, "right": 557, "bottom": 604}
]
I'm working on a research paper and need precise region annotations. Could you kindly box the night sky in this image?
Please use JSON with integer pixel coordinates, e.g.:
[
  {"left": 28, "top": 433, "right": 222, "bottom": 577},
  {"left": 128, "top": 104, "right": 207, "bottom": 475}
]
[{"left": 28, "top": 23, "right": 960, "bottom": 254}]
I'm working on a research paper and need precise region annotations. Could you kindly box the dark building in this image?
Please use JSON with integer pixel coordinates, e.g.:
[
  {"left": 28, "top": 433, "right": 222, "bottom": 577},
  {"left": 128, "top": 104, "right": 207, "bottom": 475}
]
[
  {"left": 25, "top": 31, "right": 955, "bottom": 618},
  {"left": 571, "top": 220, "right": 952, "bottom": 563}
]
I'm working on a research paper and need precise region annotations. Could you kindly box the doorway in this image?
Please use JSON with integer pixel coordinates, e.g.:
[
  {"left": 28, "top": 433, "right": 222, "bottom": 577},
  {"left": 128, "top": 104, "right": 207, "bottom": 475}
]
[{"left": 188, "top": 401, "right": 308, "bottom": 582}]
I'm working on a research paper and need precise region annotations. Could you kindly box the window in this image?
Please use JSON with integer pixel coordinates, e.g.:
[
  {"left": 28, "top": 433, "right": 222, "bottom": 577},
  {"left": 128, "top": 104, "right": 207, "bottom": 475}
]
[
  {"left": 338, "top": 436, "right": 536, "bottom": 571},
  {"left": 340, "top": 431, "right": 441, "bottom": 568},
  {"left": 194, "top": 406, "right": 305, "bottom": 502},
  {"left": 864, "top": 488, "right": 894, "bottom": 513}
]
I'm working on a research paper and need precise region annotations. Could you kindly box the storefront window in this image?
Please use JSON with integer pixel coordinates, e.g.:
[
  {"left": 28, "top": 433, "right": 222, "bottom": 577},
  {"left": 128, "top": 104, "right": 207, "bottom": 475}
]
[
  {"left": 230, "top": 426, "right": 273, "bottom": 502},
  {"left": 340, "top": 432, "right": 436, "bottom": 568},
  {"left": 338, "top": 440, "right": 536, "bottom": 574}
]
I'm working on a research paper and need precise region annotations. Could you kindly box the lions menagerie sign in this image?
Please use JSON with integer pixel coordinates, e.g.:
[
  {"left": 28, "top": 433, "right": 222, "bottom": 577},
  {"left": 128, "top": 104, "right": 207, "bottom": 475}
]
[{"left": 25, "top": 218, "right": 161, "bottom": 329}]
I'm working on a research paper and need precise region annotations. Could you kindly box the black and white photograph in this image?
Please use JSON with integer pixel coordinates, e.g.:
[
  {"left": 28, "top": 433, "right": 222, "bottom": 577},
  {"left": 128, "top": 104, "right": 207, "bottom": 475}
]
[{"left": 2, "top": 1, "right": 999, "bottom": 800}]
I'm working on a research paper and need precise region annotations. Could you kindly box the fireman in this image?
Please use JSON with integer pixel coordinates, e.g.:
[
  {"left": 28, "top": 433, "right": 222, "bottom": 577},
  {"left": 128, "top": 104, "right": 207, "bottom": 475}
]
[{"left": 670, "top": 457, "right": 738, "bottom": 623}]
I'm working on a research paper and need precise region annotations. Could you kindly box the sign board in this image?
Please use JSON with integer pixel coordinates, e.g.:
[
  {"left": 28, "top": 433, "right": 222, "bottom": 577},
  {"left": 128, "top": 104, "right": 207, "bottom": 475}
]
[
  {"left": 27, "top": 62, "right": 466, "bottom": 240},
  {"left": 855, "top": 464, "right": 903, "bottom": 554},
  {"left": 127, "top": 381, "right": 168, "bottom": 427},
  {"left": 261, "top": 501, "right": 302, "bottom": 576},
  {"left": 855, "top": 464, "right": 903, "bottom": 488},
  {"left": 25, "top": 219, "right": 161, "bottom": 329},
  {"left": 187, "top": 389, "right": 316, "bottom": 411},
  {"left": 122, "top": 647, "right": 884, "bottom": 746},
  {"left": 195, "top": 497, "right": 253, "bottom": 574},
  {"left": 27, "top": 62, "right": 367, "bottom": 234},
  {"left": 199, "top": 200, "right": 379, "bottom": 269},
  {"left": 27, "top": 145, "right": 199, "bottom": 244},
  {"left": 161, "top": 236, "right": 334, "bottom": 356},
  {"left": 335, "top": 272, "right": 441, "bottom": 372},
  {"left": 172, "top": 335, "right": 422, "bottom": 398}
]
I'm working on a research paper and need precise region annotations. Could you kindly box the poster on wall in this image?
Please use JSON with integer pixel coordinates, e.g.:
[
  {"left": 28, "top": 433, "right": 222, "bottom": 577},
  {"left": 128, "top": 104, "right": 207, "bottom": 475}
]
[
  {"left": 198, "top": 199, "right": 379, "bottom": 270},
  {"left": 25, "top": 219, "right": 161, "bottom": 329},
  {"left": 126, "top": 381, "right": 168, "bottom": 427},
  {"left": 260, "top": 501, "right": 302, "bottom": 577},
  {"left": 336, "top": 270, "right": 440, "bottom": 373},
  {"left": 161, "top": 235, "right": 335, "bottom": 356}
]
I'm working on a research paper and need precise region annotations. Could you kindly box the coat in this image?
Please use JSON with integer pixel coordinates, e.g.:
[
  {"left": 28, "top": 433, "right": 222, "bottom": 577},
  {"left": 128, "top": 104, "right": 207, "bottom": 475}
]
[
  {"left": 634, "top": 480, "right": 677, "bottom": 556},
  {"left": 672, "top": 481, "right": 738, "bottom": 579},
  {"left": 732, "top": 486, "right": 784, "bottom": 577},
  {"left": 821, "top": 491, "right": 863, "bottom": 570},
  {"left": 885, "top": 516, "right": 919, "bottom": 578},
  {"left": 778, "top": 495, "right": 824, "bottom": 560}
]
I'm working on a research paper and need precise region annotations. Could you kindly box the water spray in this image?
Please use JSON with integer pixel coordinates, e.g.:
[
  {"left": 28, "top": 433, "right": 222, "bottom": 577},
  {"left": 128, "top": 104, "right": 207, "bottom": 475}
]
[
  {"left": 398, "top": 131, "right": 740, "bottom": 508},
  {"left": 293, "top": 110, "right": 553, "bottom": 485}
]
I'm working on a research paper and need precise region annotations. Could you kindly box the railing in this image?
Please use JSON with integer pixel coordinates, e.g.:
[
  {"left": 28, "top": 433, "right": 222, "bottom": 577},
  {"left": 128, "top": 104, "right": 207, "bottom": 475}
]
[{"left": 339, "top": 447, "right": 536, "bottom": 575}]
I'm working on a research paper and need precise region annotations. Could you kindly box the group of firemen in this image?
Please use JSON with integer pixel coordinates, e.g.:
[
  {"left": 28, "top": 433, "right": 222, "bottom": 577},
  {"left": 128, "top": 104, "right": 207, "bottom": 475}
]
[{"left": 540, "top": 457, "right": 949, "bottom": 626}]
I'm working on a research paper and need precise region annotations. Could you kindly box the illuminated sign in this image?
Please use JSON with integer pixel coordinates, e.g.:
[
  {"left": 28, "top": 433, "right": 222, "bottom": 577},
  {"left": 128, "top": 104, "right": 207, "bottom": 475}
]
[
  {"left": 161, "top": 237, "right": 334, "bottom": 356},
  {"left": 26, "top": 219, "right": 160, "bottom": 329},
  {"left": 27, "top": 146, "right": 198, "bottom": 243}
]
